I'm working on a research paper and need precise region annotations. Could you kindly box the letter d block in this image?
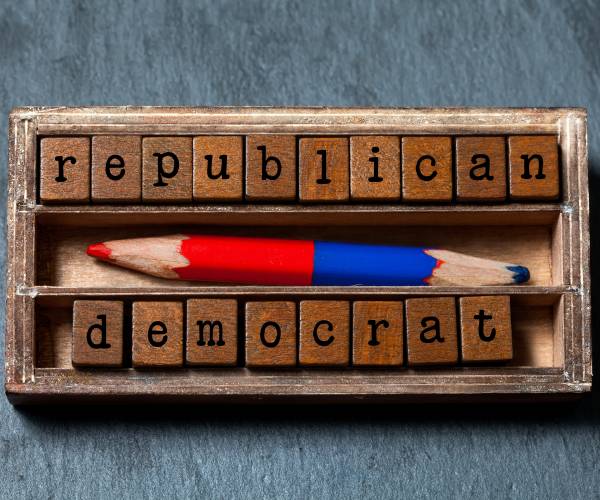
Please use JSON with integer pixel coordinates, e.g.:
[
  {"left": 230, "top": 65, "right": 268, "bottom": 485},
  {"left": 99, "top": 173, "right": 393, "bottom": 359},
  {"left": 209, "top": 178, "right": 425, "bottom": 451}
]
[
  {"left": 132, "top": 302, "right": 183, "bottom": 367},
  {"left": 40, "top": 137, "right": 90, "bottom": 203},
  {"left": 299, "top": 300, "right": 350, "bottom": 367},
  {"left": 459, "top": 296, "right": 513, "bottom": 363},
  {"left": 72, "top": 300, "right": 124, "bottom": 367},
  {"left": 406, "top": 297, "right": 458, "bottom": 366}
]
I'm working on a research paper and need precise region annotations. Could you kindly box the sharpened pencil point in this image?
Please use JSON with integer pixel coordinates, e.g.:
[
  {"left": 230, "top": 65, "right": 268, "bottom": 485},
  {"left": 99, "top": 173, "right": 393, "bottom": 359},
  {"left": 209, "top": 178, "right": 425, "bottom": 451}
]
[
  {"left": 508, "top": 265, "right": 530, "bottom": 284},
  {"left": 87, "top": 243, "right": 112, "bottom": 261}
]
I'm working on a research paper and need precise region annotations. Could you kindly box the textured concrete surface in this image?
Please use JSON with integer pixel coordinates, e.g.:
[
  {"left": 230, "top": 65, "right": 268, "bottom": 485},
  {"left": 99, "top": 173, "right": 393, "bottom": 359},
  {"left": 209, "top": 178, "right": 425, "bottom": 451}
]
[{"left": 1, "top": 0, "right": 600, "bottom": 498}]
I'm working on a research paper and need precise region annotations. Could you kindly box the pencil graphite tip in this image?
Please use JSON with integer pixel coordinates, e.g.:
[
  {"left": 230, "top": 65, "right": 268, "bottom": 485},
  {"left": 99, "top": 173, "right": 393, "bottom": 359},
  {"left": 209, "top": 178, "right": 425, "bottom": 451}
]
[
  {"left": 87, "top": 242, "right": 112, "bottom": 261},
  {"left": 508, "top": 265, "right": 530, "bottom": 284}
]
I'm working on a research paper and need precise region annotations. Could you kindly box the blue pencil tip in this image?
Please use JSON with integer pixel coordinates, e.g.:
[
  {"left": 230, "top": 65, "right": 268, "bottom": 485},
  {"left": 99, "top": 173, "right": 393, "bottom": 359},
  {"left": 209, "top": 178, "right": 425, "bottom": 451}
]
[{"left": 508, "top": 265, "right": 530, "bottom": 284}]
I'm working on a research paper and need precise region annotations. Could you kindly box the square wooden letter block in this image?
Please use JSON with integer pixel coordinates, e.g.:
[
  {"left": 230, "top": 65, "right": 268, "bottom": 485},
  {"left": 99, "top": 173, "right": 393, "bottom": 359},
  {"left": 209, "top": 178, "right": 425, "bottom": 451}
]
[
  {"left": 455, "top": 137, "right": 506, "bottom": 202},
  {"left": 132, "top": 302, "right": 184, "bottom": 367},
  {"left": 92, "top": 135, "right": 142, "bottom": 202},
  {"left": 142, "top": 137, "right": 193, "bottom": 202},
  {"left": 193, "top": 136, "right": 243, "bottom": 201},
  {"left": 459, "top": 296, "right": 513, "bottom": 363},
  {"left": 508, "top": 135, "right": 560, "bottom": 200},
  {"left": 246, "top": 135, "right": 296, "bottom": 200},
  {"left": 406, "top": 297, "right": 458, "bottom": 366},
  {"left": 72, "top": 300, "right": 124, "bottom": 367},
  {"left": 350, "top": 136, "right": 401, "bottom": 201},
  {"left": 299, "top": 138, "right": 349, "bottom": 202},
  {"left": 186, "top": 299, "right": 238, "bottom": 366},
  {"left": 402, "top": 136, "right": 452, "bottom": 202},
  {"left": 245, "top": 301, "right": 297, "bottom": 368},
  {"left": 40, "top": 137, "right": 90, "bottom": 203},
  {"left": 299, "top": 300, "right": 350, "bottom": 366},
  {"left": 352, "top": 301, "right": 404, "bottom": 367}
]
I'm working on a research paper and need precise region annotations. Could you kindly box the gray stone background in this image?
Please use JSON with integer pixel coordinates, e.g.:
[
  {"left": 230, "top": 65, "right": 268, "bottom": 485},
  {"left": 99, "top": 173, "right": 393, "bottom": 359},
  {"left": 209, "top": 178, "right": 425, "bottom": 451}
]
[{"left": 1, "top": 0, "right": 599, "bottom": 498}]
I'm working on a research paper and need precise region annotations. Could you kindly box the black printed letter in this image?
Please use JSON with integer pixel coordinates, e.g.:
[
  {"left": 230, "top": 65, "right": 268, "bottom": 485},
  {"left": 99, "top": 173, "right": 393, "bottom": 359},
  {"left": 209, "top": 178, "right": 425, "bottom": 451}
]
[
  {"left": 258, "top": 145, "right": 282, "bottom": 180},
  {"left": 416, "top": 155, "right": 437, "bottom": 181},
  {"left": 368, "top": 146, "right": 384, "bottom": 182},
  {"left": 367, "top": 319, "right": 389, "bottom": 346},
  {"left": 153, "top": 152, "right": 179, "bottom": 187},
  {"left": 148, "top": 321, "right": 168, "bottom": 347},
  {"left": 105, "top": 154, "right": 126, "bottom": 181},
  {"left": 469, "top": 154, "right": 493, "bottom": 180},
  {"left": 260, "top": 321, "right": 282, "bottom": 348},
  {"left": 520, "top": 154, "right": 546, "bottom": 180},
  {"left": 419, "top": 316, "right": 443, "bottom": 343},
  {"left": 54, "top": 155, "right": 76, "bottom": 182},
  {"left": 86, "top": 314, "right": 111, "bottom": 349},
  {"left": 474, "top": 310, "right": 496, "bottom": 341},
  {"left": 313, "top": 320, "right": 334, "bottom": 346}
]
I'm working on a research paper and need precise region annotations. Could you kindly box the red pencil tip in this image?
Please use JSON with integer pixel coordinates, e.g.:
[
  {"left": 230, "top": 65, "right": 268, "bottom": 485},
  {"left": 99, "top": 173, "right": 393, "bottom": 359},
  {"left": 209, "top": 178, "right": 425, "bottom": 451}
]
[{"left": 87, "top": 243, "right": 112, "bottom": 261}]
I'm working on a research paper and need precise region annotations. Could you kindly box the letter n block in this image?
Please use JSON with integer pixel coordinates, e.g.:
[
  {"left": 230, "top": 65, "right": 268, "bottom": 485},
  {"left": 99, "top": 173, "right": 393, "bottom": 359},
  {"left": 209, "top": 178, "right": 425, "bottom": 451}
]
[
  {"left": 406, "top": 297, "right": 458, "bottom": 366},
  {"left": 186, "top": 299, "right": 238, "bottom": 366},
  {"left": 245, "top": 301, "right": 297, "bottom": 368},
  {"left": 459, "top": 296, "right": 513, "bottom": 363},
  {"left": 455, "top": 137, "right": 506, "bottom": 202},
  {"left": 193, "top": 136, "right": 243, "bottom": 201},
  {"left": 402, "top": 137, "right": 452, "bottom": 202},
  {"left": 299, "top": 138, "right": 349, "bottom": 202},
  {"left": 352, "top": 301, "right": 404, "bottom": 367},
  {"left": 299, "top": 300, "right": 350, "bottom": 366},
  {"left": 132, "top": 301, "right": 183, "bottom": 367},
  {"left": 142, "top": 137, "right": 193, "bottom": 202},
  {"left": 245, "top": 135, "right": 296, "bottom": 200},
  {"left": 72, "top": 300, "right": 124, "bottom": 367},
  {"left": 40, "top": 137, "right": 90, "bottom": 203}
]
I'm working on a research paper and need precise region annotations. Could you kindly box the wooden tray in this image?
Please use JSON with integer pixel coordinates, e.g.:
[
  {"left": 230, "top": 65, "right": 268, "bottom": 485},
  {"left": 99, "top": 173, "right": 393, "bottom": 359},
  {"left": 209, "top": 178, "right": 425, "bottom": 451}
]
[{"left": 5, "top": 107, "right": 591, "bottom": 403}]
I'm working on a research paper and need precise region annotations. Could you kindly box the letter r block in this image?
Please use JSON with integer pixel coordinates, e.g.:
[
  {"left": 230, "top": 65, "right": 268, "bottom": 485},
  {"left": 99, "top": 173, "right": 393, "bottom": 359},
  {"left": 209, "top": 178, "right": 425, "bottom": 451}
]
[
  {"left": 72, "top": 300, "right": 124, "bottom": 367},
  {"left": 40, "top": 137, "right": 90, "bottom": 203},
  {"left": 402, "top": 137, "right": 452, "bottom": 202},
  {"left": 186, "top": 299, "right": 238, "bottom": 366}
]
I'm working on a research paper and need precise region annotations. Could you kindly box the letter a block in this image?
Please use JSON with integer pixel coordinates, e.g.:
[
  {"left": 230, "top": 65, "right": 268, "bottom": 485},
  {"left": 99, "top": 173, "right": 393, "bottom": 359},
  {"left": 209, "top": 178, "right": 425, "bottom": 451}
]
[
  {"left": 245, "top": 135, "right": 296, "bottom": 200},
  {"left": 402, "top": 137, "right": 452, "bottom": 202},
  {"left": 299, "top": 300, "right": 350, "bottom": 366},
  {"left": 142, "top": 137, "right": 193, "bottom": 202},
  {"left": 455, "top": 137, "right": 506, "bottom": 202},
  {"left": 72, "top": 300, "right": 124, "bottom": 367},
  {"left": 186, "top": 299, "right": 238, "bottom": 366},
  {"left": 508, "top": 135, "right": 559, "bottom": 200},
  {"left": 132, "top": 301, "right": 184, "bottom": 367},
  {"left": 459, "top": 296, "right": 513, "bottom": 363},
  {"left": 299, "top": 138, "right": 349, "bottom": 202},
  {"left": 40, "top": 137, "right": 90, "bottom": 203},
  {"left": 245, "top": 301, "right": 297, "bottom": 368},
  {"left": 406, "top": 297, "right": 458, "bottom": 366}
]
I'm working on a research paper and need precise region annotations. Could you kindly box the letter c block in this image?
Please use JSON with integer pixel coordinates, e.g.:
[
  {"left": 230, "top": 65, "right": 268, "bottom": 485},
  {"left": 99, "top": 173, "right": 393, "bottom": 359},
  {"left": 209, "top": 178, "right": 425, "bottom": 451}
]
[{"left": 402, "top": 136, "right": 452, "bottom": 202}]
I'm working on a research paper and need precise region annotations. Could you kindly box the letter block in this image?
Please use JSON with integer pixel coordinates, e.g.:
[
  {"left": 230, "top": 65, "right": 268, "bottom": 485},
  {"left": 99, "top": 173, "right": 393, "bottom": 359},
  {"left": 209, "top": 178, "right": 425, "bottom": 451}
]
[
  {"left": 459, "top": 296, "right": 513, "bottom": 362},
  {"left": 193, "top": 136, "right": 243, "bottom": 201},
  {"left": 245, "top": 135, "right": 296, "bottom": 200},
  {"left": 299, "top": 138, "right": 349, "bottom": 202},
  {"left": 132, "top": 301, "right": 183, "bottom": 367},
  {"left": 186, "top": 299, "right": 238, "bottom": 366},
  {"left": 352, "top": 301, "right": 404, "bottom": 367},
  {"left": 402, "top": 136, "right": 452, "bottom": 202},
  {"left": 455, "top": 137, "right": 506, "bottom": 202},
  {"left": 299, "top": 300, "right": 350, "bottom": 366},
  {"left": 350, "top": 136, "right": 401, "bottom": 201},
  {"left": 40, "top": 137, "right": 90, "bottom": 203},
  {"left": 92, "top": 136, "right": 142, "bottom": 202},
  {"left": 72, "top": 300, "right": 124, "bottom": 367},
  {"left": 245, "top": 301, "right": 297, "bottom": 368},
  {"left": 406, "top": 297, "right": 458, "bottom": 366},
  {"left": 142, "top": 137, "right": 193, "bottom": 202},
  {"left": 508, "top": 135, "right": 560, "bottom": 200}
]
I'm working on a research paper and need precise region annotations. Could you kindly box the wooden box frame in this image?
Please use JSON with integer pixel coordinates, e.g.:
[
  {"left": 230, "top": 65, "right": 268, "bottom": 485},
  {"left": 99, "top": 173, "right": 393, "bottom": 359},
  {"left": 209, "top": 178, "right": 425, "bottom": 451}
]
[{"left": 5, "top": 106, "right": 591, "bottom": 404}]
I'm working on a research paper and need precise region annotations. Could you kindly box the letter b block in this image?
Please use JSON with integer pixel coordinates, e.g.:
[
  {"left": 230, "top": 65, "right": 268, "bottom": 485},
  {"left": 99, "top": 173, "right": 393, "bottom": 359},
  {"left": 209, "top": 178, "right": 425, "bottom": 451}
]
[
  {"left": 72, "top": 300, "right": 124, "bottom": 367},
  {"left": 40, "top": 137, "right": 90, "bottom": 203},
  {"left": 245, "top": 135, "right": 296, "bottom": 200}
]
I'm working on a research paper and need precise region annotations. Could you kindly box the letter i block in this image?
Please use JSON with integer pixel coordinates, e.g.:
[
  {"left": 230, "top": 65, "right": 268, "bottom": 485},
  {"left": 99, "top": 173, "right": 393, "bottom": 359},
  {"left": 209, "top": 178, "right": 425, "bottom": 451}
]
[
  {"left": 92, "top": 136, "right": 142, "bottom": 202},
  {"left": 72, "top": 300, "right": 124, "bottom": 367},
  {"left": 186, "top": 299, "right": 238, "bottom": 366},
  {"left": 245, "top": 301, "right": 297, "bottom": 368},
  {"left": 508, "top": 136, "right": 560, "bottom": 200},
  {"left": 299, "top": 300, "right": 350, "bottom": 366},
  {"left": 142, "top": 137, "right": 193, "bottom": 202},
  {"left": 245, "top": 135, "right": 297, "bottom": 200},
  {"left": 401, "top": 137, "right": 452, "bottom": 202},
  {"left": 40, "top": 137, "right": 90, "bottom": 203},
  {"left": 299, "top": 138, "right": 349, "bottom": 202},
  {"left": 405, "top": 297, "right": 458, "bottom": 366},
  {"left": 459, "top": 296, "right": 513, "bottom": 362},
  {"left": 352, "top": 301, "right": 404, "bottom": 367},
  {"left": 132, "top": 302, "right": 184, "bottom": 367},
  {"left": 455, "top": 137, "right": 506, "bottom": 202},
  {"left": 193, "top": 136, "right": 243, "bottom": 201},
  {"left": 350, "top": 136, "right": 401, "bottom": 201}
]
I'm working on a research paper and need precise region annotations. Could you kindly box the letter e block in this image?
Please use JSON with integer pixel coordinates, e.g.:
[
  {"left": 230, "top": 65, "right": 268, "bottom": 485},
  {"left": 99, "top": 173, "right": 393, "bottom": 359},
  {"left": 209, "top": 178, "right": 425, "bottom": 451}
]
[
  {"left": 72, "top": 300, "right": 123, "bottom": 367},
  {"left": 245, "top": 301, "right": 297, "bottom": 368},
  {"left": 299, "top": 138, "right": 349, "bottom": 202},
  {"left": 92, "top": 136, "right": 142, "bottom": 202},
  {"left": 402, "top": 137, "right": 452, "bottom": 202},
  {"left": 246, "top": 135, "right": 296, "bottom": 200},
  {"left": 509, "top": 135, "right": 559, "bottom": 200},
  {"left": 459, "top": 296, "right": 513, "bottom": 362},
  {"left": 406, "top": 297, "right": 458, "bottom": 366},
  {"left": 193, "top": 136, "right": 243, "bottom": 201},
  {"left": 350, "top": 136, "right": 401, "bottom": 201},
  {"left": 40, "top": 137, "right": 90, "bottom": 203},
  {"left": 455, "top": 137, "right": 506, "bottom": 202},
  {"left": 142, "top": 137, "right": 193, "bottom": 202},
  {"left": 186, "top": 299, "right": 238, "bottom": 366},
  {"left": 299, "top": 300, "right": 350, "bottom": 366},
  {"left": 352, "top": 301, "right": 404, "bottom": 367},
  {"left": 132, "top": 302, "right": 183, "bottom": 367}
]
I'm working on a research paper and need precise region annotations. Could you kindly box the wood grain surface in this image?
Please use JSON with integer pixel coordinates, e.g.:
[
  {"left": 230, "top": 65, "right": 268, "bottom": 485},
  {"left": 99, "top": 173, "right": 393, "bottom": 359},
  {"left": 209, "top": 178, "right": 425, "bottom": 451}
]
[
  {"left": 245, "top": 135, "right": 296, "bottom": 200},
  {"left": 350, "top": 136, "right": 401, "bottom": 201},
  {"left": 193, "top": 136, "right": 243, "bottom": 201},
  {"left": 299, "top": 138, "right": 349, "bottom": 202},
  {"left": 142, "top": 137, "right": 193, "bottom": 202},
  {"left": 40, "top": 137, "right": 90, "bottom": 203}
]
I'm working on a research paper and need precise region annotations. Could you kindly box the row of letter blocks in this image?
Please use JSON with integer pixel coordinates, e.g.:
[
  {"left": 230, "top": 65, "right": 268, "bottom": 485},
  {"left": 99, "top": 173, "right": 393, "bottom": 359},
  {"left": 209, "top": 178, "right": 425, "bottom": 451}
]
[
  {"left": 41, "top": 135, "right": 559, "bottom": 203},
  {"left": 73, "top": 296, "right": 513, "bottom": 368}
]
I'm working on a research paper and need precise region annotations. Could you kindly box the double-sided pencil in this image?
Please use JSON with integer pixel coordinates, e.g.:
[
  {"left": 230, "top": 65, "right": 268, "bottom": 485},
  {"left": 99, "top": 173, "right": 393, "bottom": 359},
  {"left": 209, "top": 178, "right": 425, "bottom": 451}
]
[{"left": 86, "top": 234, "right": 530, "bottom": 286}]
